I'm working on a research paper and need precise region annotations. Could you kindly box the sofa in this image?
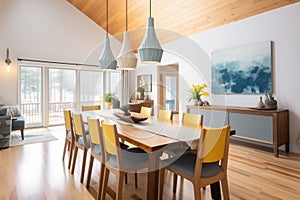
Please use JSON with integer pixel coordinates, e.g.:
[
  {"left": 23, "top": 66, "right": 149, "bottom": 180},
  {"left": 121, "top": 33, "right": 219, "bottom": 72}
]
[{"left": 0, "top": 105, "right": 25, "bottom": 140}]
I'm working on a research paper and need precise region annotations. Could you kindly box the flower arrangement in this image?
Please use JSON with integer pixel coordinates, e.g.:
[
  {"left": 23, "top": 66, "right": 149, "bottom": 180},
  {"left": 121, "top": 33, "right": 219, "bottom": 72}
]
[{"left": 188, "top": 83, "right": 209, "bottom": 103}]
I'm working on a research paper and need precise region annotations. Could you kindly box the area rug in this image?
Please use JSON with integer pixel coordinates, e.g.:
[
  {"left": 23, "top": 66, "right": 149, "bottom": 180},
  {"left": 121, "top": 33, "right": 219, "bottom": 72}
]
[{"left": 10, "top": 129, "right": 57, "bottom": 147}]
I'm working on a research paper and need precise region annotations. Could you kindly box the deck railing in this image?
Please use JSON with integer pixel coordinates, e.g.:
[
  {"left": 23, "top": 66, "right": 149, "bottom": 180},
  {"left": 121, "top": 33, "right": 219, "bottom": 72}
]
[{"left": 20, "top": 100, "right": 102, "bottom": 126}]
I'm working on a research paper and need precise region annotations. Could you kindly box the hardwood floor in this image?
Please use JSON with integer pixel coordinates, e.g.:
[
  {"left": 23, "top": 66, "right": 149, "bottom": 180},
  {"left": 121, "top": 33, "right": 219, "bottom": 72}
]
[{"left": 1, "top": 126, "right": 300, "bottom": 200}]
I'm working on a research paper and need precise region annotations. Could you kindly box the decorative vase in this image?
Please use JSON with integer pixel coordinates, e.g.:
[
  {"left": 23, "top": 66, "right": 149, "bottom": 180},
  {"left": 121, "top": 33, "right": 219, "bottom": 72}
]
[
  {"left": 195, "top": 99, "right": 203, "bottom": 106},
  {"left": 106, "top": 102, "right": 113, "bottom": 109},
  {"left": 265, "top": 97, "right": 277, "bottom": 109},
  {"left": 257, "top": 96, "right": 265, "bottom": 109}
]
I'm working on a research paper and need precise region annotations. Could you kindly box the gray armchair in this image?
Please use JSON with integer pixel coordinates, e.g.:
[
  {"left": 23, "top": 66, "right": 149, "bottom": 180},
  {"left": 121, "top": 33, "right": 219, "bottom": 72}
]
[
  {"left": 0, "top": 106, "right": 11, "bottom": 149},
  {"left": 0, "top": 105, "right": 25, "bottom": 140}
]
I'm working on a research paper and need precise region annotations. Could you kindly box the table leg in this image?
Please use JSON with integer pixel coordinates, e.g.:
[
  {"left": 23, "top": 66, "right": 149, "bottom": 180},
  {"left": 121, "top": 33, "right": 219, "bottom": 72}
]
[
  {"left": 147, "top": 151, "right": 160, "bottom": 200},
  {"left": 210, "top": 181, "right": 221, "bottom": 200}
]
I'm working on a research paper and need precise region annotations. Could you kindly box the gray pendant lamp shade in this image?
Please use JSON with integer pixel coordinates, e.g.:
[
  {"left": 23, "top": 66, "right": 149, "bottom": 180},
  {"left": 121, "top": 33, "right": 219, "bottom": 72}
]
[
  {"left": 117, "top": 0, "right": 137, "bottom": 70},
  {"left": 99, "top": 37, "right": 117, "bottom": 70},
  {"left": 98, "top": 0, "right": 117, "bottom": 70},
  {"left": 138, "top": 0, "right": 163, "bottom": 64}
]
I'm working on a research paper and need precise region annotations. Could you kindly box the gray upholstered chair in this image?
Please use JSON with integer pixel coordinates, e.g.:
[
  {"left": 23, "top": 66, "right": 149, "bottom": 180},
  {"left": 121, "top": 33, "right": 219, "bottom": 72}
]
[{"left": 0, "top": 105, "right": 25, "bottom": 140}]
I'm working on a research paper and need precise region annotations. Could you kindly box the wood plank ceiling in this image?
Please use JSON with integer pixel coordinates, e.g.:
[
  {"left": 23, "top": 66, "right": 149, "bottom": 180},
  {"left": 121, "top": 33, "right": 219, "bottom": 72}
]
[{"left": 68, "top": 0, "right": 300, "bottom": 49}]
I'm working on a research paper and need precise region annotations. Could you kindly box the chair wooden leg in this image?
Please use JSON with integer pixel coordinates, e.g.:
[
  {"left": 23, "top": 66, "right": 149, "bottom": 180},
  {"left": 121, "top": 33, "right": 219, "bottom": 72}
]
[
  {"left": 116, "top": 171, "right": 125, "bottom": 200},
  {"left": 97, "top": 163, "right": 105, "bottom": 200},
  {"left": 68, "top": 141, "right": 74, "bottom": 169},
  {"left": 159, "top": 168, "right": 166, "bottom": 200},
  {"left": 221, "top": 178, "right": 230, "bottom": 200},
  {"left": 80, "top": 148, "right": 88, "bottom": 183},
  {"left": 125, "top": 174, "right": 128, "bottom": 184},
  {"left": 62, "top": 139, "right": 68, "bottom": 161},
  {"left": 101, "top": 168, "right": 110, "bottom": 200},
  {"left": 21, "top": 130, "right": 24, "bottom": 140},
  {"left": 86, "top": 155, "right": 94, "bottom": 188},
  {"left": 193, "top": 183, "right": 201, "bottom": 200},
  {"left": 135, "top": 172, "right": 138, "bottom": 188},
  {"left": 173, "top": 173, "right": 178, "bottom": 194},
  {"left": 71, "top": 146, "right": 78, "bottom": 175}
]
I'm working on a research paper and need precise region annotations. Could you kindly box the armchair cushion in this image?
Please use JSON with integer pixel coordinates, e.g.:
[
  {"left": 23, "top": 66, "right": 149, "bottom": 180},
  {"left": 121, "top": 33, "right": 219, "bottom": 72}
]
[{"left": 11, "top": 116, "right": 25, "bottom": 131}]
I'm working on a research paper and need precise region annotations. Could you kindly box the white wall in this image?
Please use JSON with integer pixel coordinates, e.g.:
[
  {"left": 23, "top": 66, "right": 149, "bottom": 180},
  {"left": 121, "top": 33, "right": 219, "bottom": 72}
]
[
  {"left": 161, "top": 3, "right": 300, "bottom": 153},
  {"left": 0, "top": 0, "right": 120, "bottom": 105}
]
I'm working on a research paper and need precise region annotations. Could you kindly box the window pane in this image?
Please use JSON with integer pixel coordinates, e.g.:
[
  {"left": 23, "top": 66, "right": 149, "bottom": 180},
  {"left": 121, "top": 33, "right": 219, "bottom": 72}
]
[
  {"left": 49, "top": 68, "right": 76, "bottom": 125},
  {"left": 20, "top": 66, "right": 42, "bottom": 127},
  {"left": 110, "top": 71, "right": 120, "bottom": 99},
  {"left": 165, "top": 76, "right": 176, "bottom": 111},
  {"left": 80, "top": 70, "right": 103, "bottom": 106}
]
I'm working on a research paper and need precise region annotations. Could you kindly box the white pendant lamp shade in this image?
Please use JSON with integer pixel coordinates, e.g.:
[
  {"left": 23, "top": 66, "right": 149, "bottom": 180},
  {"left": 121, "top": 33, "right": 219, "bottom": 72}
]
[
  {"left": 99, "top": 37, "right": 117, "bottom": 70},
  {"left": 117, "top": 31, "right": 137, "bottom": 70},
  {"left": 138, "top": 17, "right": 163, "bottom": 64}
]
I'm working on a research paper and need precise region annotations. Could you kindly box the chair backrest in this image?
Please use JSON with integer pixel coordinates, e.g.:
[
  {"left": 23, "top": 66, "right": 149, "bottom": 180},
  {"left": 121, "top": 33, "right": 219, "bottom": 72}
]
[
  {"left": 202, "top": 126, "right": 230, "bottom": 163},
  {"left": 63, "top": 109, "right": 73, "bottom": 132},
  {"left": 87, "top": 118, "right": 105, "bottom": 160},
  {"left": 101, "top": 121, "right": 122, "bottom": 169},
  {"left": 157, "top": 110, "right": 172, "bottom": 121},
  {"left": 140, "top": 106, "right": 152, "bottom": 118},
  {"left": 182, "top": 113, "right": 203, "bottom": 127},
  {"left": 194, "top": 126, "right": 230, "bottom": 177},
  {"left": 73, "top": 113, "right": 89, "bottom": 147},
  {"left": 82, "top": 105, "right": 101, "bottom": 111}
]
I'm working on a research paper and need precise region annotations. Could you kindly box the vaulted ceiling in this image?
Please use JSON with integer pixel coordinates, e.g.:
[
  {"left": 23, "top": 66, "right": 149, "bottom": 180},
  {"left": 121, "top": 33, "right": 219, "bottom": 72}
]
[{"left": 68, "top": 0, "right": 299, "bottom": 49}]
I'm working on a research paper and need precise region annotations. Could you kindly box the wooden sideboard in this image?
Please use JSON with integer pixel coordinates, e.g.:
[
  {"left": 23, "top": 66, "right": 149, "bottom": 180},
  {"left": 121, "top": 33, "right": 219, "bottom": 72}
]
[
  {"left": 129, "top": 100, "right": 154, "bottom": 116},
  {"left": 187, "top": 105, "right": 289, "bottom": 157}
]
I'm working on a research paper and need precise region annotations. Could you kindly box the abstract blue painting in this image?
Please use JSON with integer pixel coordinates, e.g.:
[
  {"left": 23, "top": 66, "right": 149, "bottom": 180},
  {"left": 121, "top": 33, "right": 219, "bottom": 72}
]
[{"left": 211, "top": 41, "right": 272, "bottom": 94}]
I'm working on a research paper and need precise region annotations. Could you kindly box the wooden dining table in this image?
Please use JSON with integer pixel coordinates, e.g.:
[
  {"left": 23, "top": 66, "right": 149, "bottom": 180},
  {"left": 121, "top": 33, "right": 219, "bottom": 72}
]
[{"left": 83, "top": 110, "right": 232, "bottom": 200}]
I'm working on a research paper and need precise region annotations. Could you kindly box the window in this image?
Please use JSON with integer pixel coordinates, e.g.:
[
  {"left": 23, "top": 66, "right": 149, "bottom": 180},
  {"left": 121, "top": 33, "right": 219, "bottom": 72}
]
[
  {"left": 49, "top": 68, "right": 76, "bottom": 125},
  {"left": 20, "top": 66, "right": 42, "bottom": 127},
  {"left": 19, "top": 64, "right": 106, "bottom": 127},
  {"left": 80, "top": 70, "right": 103, "bottom": 106},
  {"left": 110, "top": 71, "right": 120, "bottom": 99}
]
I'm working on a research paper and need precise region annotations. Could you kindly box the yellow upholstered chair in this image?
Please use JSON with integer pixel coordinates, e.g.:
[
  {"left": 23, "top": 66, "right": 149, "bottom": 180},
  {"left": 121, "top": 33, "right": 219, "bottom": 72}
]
[
  {"left": 71, "top": 113, "right": 90, "bottom": 183},
  {"left": 159, "top": 126, "right": 231, "bottom": 200},
  {"left": 101, "top": 121, "right": 149, "bottom": 200},
  {"left": 157, "top": 109, "right": 172, "bottom": 122},
  {"left": 82, "top": 104, "right": 101, "bottom": 111},
  {"left": 86, "top": 118, "right": 105, "bottom": 200},
  {"left": 165, "top": 112, "right": 204, "bottom": 193},
  {"left": 62, "top": 109, "right": 75, "bottom": 169},
  {"left": 182, "top": 113, "right": 203, "bottom": 127},
  {"left": 140, "top": 106, "right": 152, "bottom": 118}
]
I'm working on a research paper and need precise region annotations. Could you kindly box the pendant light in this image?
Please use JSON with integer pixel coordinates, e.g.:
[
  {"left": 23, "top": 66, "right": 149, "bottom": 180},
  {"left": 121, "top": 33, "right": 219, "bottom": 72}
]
[
  {"left": 117, "top": 0, "right": 137, "bottom": 70},
  {"left": 99, "top": 0, "right": 117, "bottom": 70},
  {"left": 138, "top": 0, "right": 163, "bottom": 64}
]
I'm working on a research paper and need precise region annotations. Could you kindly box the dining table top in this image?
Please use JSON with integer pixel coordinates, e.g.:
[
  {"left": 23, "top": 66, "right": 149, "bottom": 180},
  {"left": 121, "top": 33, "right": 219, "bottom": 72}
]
[{"left": 82, "top": 109, "right": 235, "bottom": 153}]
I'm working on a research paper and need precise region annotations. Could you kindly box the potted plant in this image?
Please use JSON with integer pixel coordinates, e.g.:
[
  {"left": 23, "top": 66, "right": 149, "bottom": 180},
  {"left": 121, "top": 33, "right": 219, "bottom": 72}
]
[{"left": 103, "top": 93, "right": 115, "bottom": 108}]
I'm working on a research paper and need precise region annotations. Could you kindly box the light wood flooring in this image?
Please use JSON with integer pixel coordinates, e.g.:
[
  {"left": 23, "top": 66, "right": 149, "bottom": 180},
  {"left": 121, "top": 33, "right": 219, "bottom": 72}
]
[{"left": 1, "top": 126, "right": 300, "bottom": 200}]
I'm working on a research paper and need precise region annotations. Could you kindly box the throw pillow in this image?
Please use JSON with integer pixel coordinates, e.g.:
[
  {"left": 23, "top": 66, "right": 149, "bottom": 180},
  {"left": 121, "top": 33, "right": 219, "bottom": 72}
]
[
  {"left": 0, "top": 107, "right": 7, "bottom": 116},
  {"left": 7, "top": 107, "right": 21, "bottom": 117}
]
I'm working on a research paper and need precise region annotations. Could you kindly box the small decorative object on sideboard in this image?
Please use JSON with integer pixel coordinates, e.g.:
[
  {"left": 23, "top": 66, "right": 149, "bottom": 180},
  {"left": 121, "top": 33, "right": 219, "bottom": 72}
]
[
  {"left": 257, "top": 96, "right": 265, "bottom": 109},
  {"left": 203, "top": 100, "right": 210, "bottom": 106},
  {"left": 264, "top": 93, "right": 277, "bottom": 110}
]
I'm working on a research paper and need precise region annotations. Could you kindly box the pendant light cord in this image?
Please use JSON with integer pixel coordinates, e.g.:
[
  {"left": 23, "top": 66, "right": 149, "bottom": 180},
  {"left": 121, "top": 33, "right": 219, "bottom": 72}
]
[
  {"left": 126, "top": 0, "right": 128, "bottom": 31},
  {"left": 150, "top": 0, "right": 152, "bottom": 17},
  {"left": 106, "top": 0, "right": 108, "bottom": 38}
]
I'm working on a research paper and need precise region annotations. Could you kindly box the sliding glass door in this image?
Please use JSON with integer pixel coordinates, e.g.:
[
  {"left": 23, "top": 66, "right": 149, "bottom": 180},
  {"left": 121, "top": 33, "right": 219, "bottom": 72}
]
[
  {"left": 20, "top": 66, "right": 43, "bottom": 127},
  {"left": 49, "top": 68, "right": 76, "bottom": 125}
]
